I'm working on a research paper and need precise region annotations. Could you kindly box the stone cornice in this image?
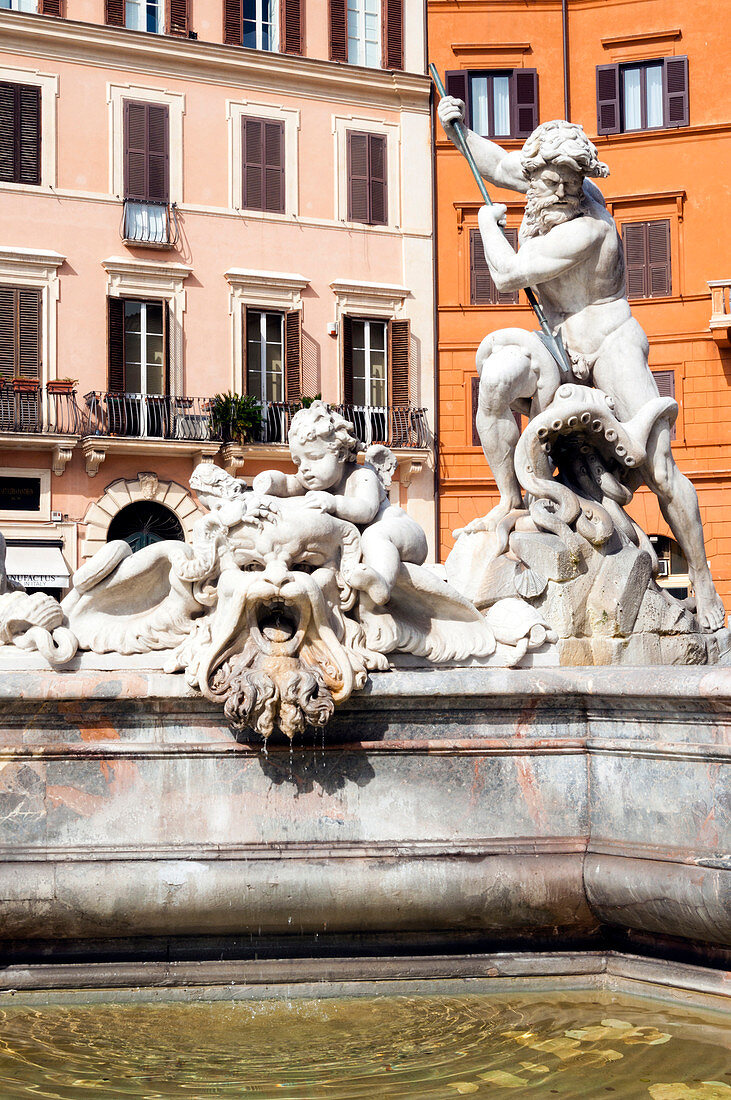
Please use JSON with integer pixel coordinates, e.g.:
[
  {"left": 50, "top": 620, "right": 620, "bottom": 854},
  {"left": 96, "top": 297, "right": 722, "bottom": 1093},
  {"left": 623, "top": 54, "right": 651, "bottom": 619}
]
[{"left": 0, "top": 11, "right": 430, "bottom": 111}]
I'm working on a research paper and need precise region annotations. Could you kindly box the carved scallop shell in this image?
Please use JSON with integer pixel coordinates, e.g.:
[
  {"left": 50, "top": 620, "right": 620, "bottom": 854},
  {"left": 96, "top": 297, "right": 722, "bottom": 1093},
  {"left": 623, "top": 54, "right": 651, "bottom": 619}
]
[{"left": 515, "top": 566, "right": 547, "bottom": 599}]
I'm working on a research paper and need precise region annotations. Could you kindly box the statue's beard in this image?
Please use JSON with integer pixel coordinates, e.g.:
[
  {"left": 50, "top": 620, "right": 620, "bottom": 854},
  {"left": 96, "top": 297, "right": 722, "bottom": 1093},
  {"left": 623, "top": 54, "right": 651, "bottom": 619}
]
[{"left": 522, "top": 190, "right": 585, "bottom": 238}]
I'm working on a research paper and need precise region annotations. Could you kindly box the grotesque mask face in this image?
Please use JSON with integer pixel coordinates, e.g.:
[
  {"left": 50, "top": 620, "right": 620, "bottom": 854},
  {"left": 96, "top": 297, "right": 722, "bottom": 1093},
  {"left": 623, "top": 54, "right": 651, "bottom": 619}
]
[
  {"left": 524, "top": 165, "right": 584, "bottom": 235},
  {"left": 291, "top": 439, "right": 343, "bottom": 491}
]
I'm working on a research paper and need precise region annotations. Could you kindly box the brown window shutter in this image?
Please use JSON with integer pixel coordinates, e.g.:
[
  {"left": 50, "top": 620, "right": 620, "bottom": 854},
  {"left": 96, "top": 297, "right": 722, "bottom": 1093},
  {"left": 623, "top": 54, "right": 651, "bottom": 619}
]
[
  {"left": 166, "top": 0, "right": 189, "bottom": 35},
  {"left": 162, "top": 300, "right": 170, "bottom": 395},
  {"left": 329, "top": 0, "right": 347, "bottom": 62},
  {"left": 511, "top": 69, "right": 538, "bottom": 138},
  {"left": 0, "top": 85, "right": 14, "bottom": 184},
  {"left": 40, "top": 0, "right": 63, "bottom": 15},
  {"left": 445, "top": 70, "right": 471, "bottom": 127},
  {"left": 17, "top": 289, "right": 41, "bottom": 380},
  {"left": 124, "top": 101, "right": 148, "bottom": 200},
  {"left": 0, "top": 286, "right": 14, "bottom": 383},
  {"left": 108, "top": 298, "right": 125, "bottom": 392},
  {"left": 147, "top": 104, "right": 169, "bottom": 203},
  {"left": 17, "top": 86, "right": 41, "bottom": 187},
  {"left": 264, "top": 120, "right": 285, "bottom": 214},
  {"left": 470, "top": 227, "right": 518, "bottom": 304},
  {"left": 382, "top": 0, "right": 403, "bottom": 70},
  {"left": 652, "top": 368, "right": 676, "bottom": 439},
  {"left": 105, "top": 0, "right": 124, "bottom": 26},
  {"left": 280, "top": 0, "right": 303, "bottom": 55},
  {"left": 368, "top": 133, "right": 387, "bottom": 226},
  {"left": 388, "top": 319, "right": 410, "bottom": 407},
  {"left": 647, "top": 219, "right": 671, "bottom": 297},
  {"left": 284, "top": 310, "right": 302, "bottom": 402},
  {"left": 596, "top": 64, "right": 620, "bottom": 135},
  {"left": 664, "top": 56, "right": 689, "bottom": 128},
  {"left": 347, "top": 131, "right": 370, "bottom": 223},
  {"left": 223, "top": 0, "right": 242, "bottom": 43},
  {"left": 243, "top": 117, "right": 264, "bottom": 209},
  {"left": 341, "top": 315, "right": 353, "bottom": 405},
  {"left": 622, "top": 222, "right": 648, "bottom": 299}
]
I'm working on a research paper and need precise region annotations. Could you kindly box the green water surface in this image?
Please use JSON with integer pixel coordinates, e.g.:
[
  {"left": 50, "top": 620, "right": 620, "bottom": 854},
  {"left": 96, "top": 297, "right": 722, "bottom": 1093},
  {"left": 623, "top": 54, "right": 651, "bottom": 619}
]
[{"left": 0, "top": 990, "right": 728, "bottom": 1099}]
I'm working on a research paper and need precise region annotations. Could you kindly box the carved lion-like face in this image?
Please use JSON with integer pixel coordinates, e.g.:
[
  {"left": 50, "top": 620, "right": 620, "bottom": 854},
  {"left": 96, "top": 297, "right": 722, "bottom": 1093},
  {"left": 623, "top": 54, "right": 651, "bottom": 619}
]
[{"left": 197, "top": 505, "right": 366, "bottom": 741}]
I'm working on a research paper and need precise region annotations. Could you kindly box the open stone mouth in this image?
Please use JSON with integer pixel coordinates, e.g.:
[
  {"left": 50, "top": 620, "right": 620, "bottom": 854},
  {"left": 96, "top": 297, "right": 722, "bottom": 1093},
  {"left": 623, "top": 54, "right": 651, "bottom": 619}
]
[{"left": 257, "top": 601, "right": 299, "bottom": 644}]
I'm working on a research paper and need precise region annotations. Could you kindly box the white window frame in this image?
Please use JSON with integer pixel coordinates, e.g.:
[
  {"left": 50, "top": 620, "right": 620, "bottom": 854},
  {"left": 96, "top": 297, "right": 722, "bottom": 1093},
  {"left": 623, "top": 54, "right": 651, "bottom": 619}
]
[
  {"left": 227, "top": 99, "right": 299, "bottom": 216},
  {"left": 0, "top": 65, "right": 58, "bottom": 190},
  {"left": 350, "top": 317, "right": 388, "bottom": 444},
  {"left": 102, "top": 256, "right": 191, "bottom": 397},
  {"left": 332, "top": 114, "right": 399, "bottom": 228},
  {"left": 107, "top": 82, "right": 184, "bottom": 203},
  {"left": 242, "top": 0, "right": 279, "bottom": 52},
  {"left": 245, "top": 308, "right": 284, "bottom": 405},
  {"left": 0, "top": 0, "right": 39, "bottom": 12},
  {"left": 0, "top": 247, "right": 65, "bottom": 386},
  {"left": 124, "top": 0, "right": 164, "bottom": 33},
  {"left": 224, "top": 268, "right": 308, "bottom": 393},
  {"left": 347, "top": 0, "right": 381, "bottom": 68}
]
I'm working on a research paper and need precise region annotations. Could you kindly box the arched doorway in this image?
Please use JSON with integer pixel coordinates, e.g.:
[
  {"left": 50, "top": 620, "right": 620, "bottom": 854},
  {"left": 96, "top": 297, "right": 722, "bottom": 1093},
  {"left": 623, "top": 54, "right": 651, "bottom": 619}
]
[{"left": 107, "top": 501, "right": 184, "bottom": 553}]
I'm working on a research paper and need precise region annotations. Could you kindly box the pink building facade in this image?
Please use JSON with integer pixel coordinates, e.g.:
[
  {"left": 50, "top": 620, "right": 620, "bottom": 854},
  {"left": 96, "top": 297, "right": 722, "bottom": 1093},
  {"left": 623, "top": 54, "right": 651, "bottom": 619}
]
[{"left": 0, "top": 0, "right": 434, "bottom": 593}]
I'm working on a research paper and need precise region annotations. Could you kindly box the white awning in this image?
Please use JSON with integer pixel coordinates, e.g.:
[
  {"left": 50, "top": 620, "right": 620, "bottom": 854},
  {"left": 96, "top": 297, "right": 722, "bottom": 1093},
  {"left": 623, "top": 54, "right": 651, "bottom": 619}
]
[{"left": 5, "top": 544, "right": 70, "bottom": 588}]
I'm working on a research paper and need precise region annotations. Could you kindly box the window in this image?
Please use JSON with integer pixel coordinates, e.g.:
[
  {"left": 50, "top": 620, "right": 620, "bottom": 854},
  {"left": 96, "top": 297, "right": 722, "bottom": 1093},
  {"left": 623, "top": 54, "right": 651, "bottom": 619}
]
[
  {"left": 341, "top": 316, "right": 409, "bottom": 444},
  {"left": 242, "top": 117, "right": 285, "bottom": 213},
  {"left": 246, "top": 309, "right": 284, "bottom": 403},
  {"left": 596, "top": 57, "right": 689, "bottom": 135},
  {"left": 650, "top": 535, "right": 687, "bottom": 600},
  {"left": 123, "top": 100, "right": 170, "bottom": 245},
  {"left": 0, "top": 285, "right": 41, "bottom": 383},
  {"left": 108, "top": 501, "right": 184, "bottom": 552},
  {"left": 0, "top": 0, "right": 39, "bottom": 11},
  {"left": 124, "top": 0, "right": 163, "bottom": 33},
  {"left": 469, "top": 227, "right": 519, "bottom": 305},
  {"left": 243, "top": 0, "right": 277, "bottom": 49},
  {"left": 347, "top": 0, "right": 379, "bottom": 67},
  {"left": 622, "top": 220, "right": 671, "bottom": 299},
  {"left": 652, "top": 368, "right": 676, "bottom": 441},
  {"left": 224, "top": 0, "right": 302, "bottom": 53},
  {"left": 347, "top": 131, "right": 387, "bottom": 225},
  {"left": 107, "top": 297, "right": 169, "bottom": 436},
  {"left": 105, "top": 0, "right": 188, "bottom": 35},
  {"left": 329, "top": 0, "right": 402, "bottom": 69},
  {"left": 243, "top": 307, "right": 301, "bottom": 441},
  {"left": 445, "top": 70, "right": 538, "bottom": 140},
  {"left": 0, "top": 82, "right": 40, "bottom": 186}
]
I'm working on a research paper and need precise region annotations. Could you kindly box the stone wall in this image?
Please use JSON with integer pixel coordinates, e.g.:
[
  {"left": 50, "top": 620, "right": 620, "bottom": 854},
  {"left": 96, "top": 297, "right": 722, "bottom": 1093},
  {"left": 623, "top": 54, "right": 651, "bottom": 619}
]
[{"left": 0, "top": 667, "right": 728, "bottom": 959}]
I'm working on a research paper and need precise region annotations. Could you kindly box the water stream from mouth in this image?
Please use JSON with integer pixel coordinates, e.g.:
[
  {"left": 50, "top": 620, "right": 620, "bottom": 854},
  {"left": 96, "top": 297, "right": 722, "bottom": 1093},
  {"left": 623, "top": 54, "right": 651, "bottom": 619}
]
[{"left": 0, "top": 989, "right": 727, "bottom": 1098}]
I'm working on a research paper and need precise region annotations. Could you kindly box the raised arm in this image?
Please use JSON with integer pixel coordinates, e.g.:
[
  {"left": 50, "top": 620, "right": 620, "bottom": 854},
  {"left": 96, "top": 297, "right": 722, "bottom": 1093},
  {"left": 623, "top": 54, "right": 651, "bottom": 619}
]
[
  {"left": 478, "top": 203, "right": 605, "bottom": 292},
  {"left": 437, "top": 96, "right": 529, "bottom": 195}
]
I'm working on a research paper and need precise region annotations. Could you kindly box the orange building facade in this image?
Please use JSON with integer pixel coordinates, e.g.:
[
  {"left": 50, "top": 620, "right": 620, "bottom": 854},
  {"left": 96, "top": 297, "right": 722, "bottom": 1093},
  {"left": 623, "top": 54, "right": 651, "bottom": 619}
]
[{"left": 430, "top": 0, "right": 731, "bottom": 616}]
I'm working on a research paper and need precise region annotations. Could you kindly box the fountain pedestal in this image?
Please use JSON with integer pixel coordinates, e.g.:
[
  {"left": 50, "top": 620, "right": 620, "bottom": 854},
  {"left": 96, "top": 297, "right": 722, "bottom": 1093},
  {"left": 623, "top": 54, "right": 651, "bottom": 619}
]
[{"left": 0, "top": 665, "right": 727, "bottom": 964}]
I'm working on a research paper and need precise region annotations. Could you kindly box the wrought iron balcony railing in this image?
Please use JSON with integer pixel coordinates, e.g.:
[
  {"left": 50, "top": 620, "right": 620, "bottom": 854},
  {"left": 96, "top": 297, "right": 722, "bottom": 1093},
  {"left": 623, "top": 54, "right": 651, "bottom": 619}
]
[
  {"left": 0, "top": 383, "right": 83, "bottom": 435},
  {"left": 121, "top": 200, "right": 180, "bottom": 249},
  {"left": 81, "top": 393, "right": 430, "bottom": 451},
  {"left": 82, "top": 393, "right": 216, "bottom": 441}
]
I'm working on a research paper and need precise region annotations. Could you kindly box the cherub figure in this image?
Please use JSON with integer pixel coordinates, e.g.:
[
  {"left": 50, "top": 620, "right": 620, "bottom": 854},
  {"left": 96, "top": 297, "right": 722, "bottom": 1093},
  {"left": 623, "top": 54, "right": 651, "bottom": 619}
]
[{"left": 252, "top": 401, "right": 427, "bottom": 604}]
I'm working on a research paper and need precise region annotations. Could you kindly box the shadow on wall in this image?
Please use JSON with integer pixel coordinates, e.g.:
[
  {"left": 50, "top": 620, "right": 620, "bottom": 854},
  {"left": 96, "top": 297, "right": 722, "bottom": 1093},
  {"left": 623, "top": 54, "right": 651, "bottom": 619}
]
[{"left": 257, "top": 749, "right": 376, "bottom": 795}]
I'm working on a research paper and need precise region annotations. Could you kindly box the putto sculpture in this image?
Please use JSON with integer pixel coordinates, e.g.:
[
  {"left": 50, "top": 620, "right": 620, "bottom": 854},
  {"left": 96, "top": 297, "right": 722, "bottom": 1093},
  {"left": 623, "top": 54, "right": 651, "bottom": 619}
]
[{"left": 437, "top": 96, "right": 727, "bottom": 662}]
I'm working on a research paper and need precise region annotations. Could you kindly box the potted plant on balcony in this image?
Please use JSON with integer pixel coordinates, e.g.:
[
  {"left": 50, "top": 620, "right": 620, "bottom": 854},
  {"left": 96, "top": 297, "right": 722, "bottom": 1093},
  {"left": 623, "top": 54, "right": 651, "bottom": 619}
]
[
  {"left": 46, "top": 378, "right": 78, "bottom": 395},
  {"left": 211, "top": 392, "right": 262, "bottom": 445}
]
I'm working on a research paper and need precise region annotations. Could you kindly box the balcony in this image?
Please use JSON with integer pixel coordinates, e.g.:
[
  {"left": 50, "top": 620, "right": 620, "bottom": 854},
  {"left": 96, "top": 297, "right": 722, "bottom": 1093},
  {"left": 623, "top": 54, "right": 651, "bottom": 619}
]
[
  {"left": 0, "top": 381, "right": 82, "bottom": 474},
  {"left": 122, "top": 201, "right": 180, "bottom": 249},
  {"left": 709, "top": 280, "right": 731, "bottom": 347},
  {"left": 81, "top": 392, "right": 222, "bottom": 476}
]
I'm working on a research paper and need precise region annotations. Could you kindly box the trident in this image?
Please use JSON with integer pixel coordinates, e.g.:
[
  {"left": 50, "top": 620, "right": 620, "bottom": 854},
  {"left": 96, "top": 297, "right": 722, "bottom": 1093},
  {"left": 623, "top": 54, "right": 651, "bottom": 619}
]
[{"left": 430, "top": 63, "right": 570, "bottom": 374}]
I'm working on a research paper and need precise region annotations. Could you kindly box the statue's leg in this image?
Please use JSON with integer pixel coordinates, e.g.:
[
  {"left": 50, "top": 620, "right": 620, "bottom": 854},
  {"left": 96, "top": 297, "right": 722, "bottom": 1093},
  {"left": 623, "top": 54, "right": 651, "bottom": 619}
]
[
  {"left": 473, "top": 344, "right": 539, "bottom": 531},
  {"left": 642, "top": 425, "right": 725, "bottom": 631},
  {"left": 593, "top": 326, "right": 725, "bottom": 632}
]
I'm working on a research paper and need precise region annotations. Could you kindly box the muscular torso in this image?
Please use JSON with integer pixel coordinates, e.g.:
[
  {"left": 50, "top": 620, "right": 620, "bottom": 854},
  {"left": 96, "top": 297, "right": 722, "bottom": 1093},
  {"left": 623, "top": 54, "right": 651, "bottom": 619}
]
[{"left": 519, "top": 190, "right": 631, "bottom": 356}]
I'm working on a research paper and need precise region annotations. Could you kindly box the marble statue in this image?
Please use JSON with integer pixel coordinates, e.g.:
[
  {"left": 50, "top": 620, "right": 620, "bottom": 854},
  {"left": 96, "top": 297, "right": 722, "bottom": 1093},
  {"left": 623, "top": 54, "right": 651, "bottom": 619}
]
[
  {"left": 437, "top": 100, "right": 727, "bottom": 657},
  {"left": 0, "top": 405, "right": 555, "bottom": 737}
]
